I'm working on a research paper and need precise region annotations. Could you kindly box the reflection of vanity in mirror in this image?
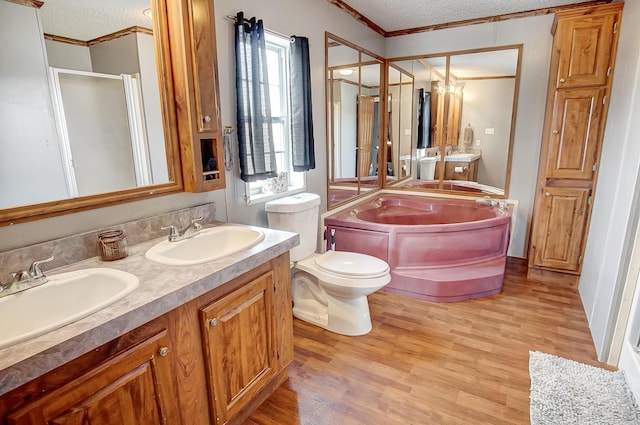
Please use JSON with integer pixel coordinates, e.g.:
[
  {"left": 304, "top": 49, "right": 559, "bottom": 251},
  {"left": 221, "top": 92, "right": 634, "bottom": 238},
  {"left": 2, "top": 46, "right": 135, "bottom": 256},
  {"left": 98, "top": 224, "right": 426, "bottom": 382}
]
[
  {"left": 325, "top": 32, "right": 522, "bottom": 206},
  {"left": 326, "top": 33, "right": 384, "bottom": 209},
  {"left": 386, "top": 47, "right": 522, "bottom": 197},
  {"left": 385, "top": 46, "right": 521, "bottom": 197}
]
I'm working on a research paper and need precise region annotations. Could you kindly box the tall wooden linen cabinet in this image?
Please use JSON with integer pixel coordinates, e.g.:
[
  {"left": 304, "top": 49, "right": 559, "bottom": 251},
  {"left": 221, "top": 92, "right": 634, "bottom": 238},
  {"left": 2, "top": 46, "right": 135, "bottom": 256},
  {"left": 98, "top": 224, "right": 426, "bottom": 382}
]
[{"left": 528, "top": 3, "right": 623, "bottom": 285}]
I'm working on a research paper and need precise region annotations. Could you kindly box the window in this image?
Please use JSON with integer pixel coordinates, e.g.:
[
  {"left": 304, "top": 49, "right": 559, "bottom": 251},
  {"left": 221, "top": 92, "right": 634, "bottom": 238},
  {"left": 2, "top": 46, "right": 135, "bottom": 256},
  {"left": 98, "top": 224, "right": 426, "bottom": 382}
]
[{"left": 245, "top": 33, "right": 305, "bottom": 204}]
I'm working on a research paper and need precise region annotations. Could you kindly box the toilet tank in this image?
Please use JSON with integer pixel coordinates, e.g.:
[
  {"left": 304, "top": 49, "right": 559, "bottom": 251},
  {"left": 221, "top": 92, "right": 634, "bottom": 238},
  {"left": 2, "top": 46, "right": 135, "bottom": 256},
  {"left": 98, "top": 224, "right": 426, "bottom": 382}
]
[{"left": 265, "top": 193, "right": 321, "bottom": 262}]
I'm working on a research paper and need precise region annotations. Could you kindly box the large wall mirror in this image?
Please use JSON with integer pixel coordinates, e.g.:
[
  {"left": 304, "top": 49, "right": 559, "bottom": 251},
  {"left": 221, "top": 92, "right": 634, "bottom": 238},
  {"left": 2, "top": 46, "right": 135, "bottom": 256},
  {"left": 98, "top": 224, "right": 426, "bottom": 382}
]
[
  {"left": 0, "top": 0, "right": 182, "bottom": 226},
  {"left": 386, "top": 46, "right": 522, "bottom": 197},
  {"left": 326, "top": 33, "right": 384, "bottom": 209}
]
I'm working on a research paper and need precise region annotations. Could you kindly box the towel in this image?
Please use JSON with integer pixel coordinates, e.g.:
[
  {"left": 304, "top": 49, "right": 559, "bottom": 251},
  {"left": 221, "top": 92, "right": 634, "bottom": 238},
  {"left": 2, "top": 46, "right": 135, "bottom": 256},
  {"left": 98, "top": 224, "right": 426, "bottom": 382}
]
[{"left": 463, "top": 125, "right": 474, "bottom": 147}]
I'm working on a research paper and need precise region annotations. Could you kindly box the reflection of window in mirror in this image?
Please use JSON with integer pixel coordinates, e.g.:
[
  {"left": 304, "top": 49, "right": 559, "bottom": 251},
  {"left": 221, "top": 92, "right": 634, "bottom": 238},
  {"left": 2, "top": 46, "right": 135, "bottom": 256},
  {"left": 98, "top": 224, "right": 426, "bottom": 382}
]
[{"left": 386, "top": 46, "right": 522, "bottom": 197}]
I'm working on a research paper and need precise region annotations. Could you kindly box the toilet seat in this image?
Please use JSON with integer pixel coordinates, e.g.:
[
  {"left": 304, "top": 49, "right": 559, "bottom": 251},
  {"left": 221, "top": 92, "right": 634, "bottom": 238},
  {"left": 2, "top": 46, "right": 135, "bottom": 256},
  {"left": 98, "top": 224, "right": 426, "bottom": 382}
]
[
  {"left": 314, "top": 250, "right": 389, "bottom": 278},
  {"left": 295, "top": 252, "right": 390, "bottom": 290}
]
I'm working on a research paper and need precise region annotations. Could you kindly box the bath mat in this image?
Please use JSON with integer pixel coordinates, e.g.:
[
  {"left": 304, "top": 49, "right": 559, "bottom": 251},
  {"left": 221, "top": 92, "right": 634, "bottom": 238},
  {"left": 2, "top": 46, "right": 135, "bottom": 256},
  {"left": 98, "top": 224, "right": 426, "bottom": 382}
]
[{"left": 529, "top": 351, "right": 640, "bottom": 424}]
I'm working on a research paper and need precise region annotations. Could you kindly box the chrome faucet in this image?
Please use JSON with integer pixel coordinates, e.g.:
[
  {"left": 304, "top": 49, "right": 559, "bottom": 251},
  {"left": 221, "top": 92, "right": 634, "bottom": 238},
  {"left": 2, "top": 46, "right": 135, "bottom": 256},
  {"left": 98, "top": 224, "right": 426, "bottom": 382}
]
[
  {"left": 162, "top": 216, "right": 203, "bottom": 242},
  {"left": 0, "top": 256, "right": 54, "bottom": 298},
  {"left": 475, "top": 197, "right": 507, "bottom": 211}
]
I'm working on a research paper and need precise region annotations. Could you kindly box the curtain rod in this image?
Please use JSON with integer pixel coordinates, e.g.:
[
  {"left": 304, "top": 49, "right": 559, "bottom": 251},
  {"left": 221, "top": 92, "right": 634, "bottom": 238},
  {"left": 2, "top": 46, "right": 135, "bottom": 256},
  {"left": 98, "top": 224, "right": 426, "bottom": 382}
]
[{"left": 224, "top": 14, "right": 291, "bottom": 41}]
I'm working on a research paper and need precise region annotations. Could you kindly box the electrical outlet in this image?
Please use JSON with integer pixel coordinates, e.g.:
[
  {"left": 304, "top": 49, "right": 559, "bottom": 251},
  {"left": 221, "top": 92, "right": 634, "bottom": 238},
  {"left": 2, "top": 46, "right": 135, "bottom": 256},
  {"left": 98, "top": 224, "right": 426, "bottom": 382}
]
[{"left": 476, "top": 139, "right": 481, "bottom": 146}]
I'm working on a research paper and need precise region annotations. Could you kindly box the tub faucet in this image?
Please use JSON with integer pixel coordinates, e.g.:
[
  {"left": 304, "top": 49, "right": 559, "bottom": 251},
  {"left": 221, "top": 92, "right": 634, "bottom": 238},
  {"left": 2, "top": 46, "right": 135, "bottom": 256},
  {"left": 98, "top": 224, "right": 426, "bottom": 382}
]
[
  {"left": 162, "top": 216, "right": 203, "bottom": 242},
  {"left": 0, "top": 256, "right": 54, "bottom": 298},
  {"left": 475, "top": 197, "right": 499, "bottom": 207}
]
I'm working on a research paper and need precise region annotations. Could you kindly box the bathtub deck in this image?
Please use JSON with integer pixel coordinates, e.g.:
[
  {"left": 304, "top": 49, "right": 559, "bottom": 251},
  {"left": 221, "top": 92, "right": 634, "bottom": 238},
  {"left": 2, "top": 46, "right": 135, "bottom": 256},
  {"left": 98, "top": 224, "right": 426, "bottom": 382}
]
[{"left": 245, "top": 258, "right": 608, "bottom": 425}]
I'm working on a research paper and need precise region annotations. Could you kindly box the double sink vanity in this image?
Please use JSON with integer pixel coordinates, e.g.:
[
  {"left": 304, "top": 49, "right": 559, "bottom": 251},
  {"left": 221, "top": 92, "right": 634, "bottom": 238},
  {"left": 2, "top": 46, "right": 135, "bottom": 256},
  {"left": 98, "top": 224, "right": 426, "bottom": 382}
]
[{"left": 0, "top": 215, "right": 298, "bottom": 425}]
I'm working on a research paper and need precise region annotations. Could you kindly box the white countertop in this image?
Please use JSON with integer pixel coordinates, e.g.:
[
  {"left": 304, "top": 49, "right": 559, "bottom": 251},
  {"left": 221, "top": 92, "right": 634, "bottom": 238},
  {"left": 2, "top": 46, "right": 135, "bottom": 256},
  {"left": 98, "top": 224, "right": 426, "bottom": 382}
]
[
  {"left": 0, "top": 224, "right": 298, "bottom": 395},
  {"left": 444, "top": 153, "right": 481, "bottom": 162}
]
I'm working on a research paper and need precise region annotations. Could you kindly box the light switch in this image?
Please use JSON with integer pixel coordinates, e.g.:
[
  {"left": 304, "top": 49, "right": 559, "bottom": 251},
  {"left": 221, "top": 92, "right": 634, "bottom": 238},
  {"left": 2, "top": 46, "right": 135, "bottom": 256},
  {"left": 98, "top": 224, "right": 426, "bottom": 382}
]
[
  {"left": 476, "top": 139, "right": 481, "bottom": 146},
  {"left": 404, "top": 129, "right": 411, "bottom": 136},
  {"left": 485, "top": 128, "right": 495, "bottom": 135}
]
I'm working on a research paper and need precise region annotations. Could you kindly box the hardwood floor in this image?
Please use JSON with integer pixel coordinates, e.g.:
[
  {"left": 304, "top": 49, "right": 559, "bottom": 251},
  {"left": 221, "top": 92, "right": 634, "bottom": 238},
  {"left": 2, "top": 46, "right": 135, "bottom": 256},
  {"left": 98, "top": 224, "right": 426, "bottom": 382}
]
[{"left": 244, "top": 258, "right": 608, "bottom": 425}]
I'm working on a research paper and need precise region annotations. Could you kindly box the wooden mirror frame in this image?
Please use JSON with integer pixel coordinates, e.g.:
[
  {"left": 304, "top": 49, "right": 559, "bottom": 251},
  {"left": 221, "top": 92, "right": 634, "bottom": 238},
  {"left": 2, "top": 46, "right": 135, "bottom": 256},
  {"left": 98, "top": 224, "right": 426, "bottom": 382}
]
[
  {"left": 0, "top": 0, "right": 183, "bottom": 227},
  {"left": 325, "top": 32, "right": 386, "bottom": 210},
  {"left": 383, "top": 44, "right": 523, "bottom": 198}
]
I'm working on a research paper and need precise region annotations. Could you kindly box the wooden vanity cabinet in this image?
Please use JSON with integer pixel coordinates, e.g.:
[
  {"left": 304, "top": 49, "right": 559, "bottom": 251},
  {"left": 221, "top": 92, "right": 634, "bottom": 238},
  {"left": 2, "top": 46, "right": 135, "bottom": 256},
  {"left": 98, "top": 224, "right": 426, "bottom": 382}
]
[
  {"left": 2, "top": 320, "right": 180, "bottom": 425},
  {"left": 201, "top": 271, "right": 276, "bottom": 424},
  {"left": 165, "top": 0, "right": 225, "bottom": 192},
  {"left": 528, "top": 3, "right": 622, "bottom": 285},
  {"left": 443, "top": 160, "right": 478, "bottom": 182},
  {"left": 0, "top": 253, "right": 293, "bottom": 425}
]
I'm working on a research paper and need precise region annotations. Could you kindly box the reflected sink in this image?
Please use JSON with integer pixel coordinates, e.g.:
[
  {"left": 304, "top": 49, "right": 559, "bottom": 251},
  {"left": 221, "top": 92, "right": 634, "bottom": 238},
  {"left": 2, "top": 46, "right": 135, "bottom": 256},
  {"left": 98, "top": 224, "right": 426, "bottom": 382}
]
[
  {"left": 446, "top": 153, "right": 481, "bottom": 162},
  {"left": 145, "top": 225, "right": 265, "bottom": 266},
  {"left": 0, "top": 268, "right": 139, "bottom": 350}
]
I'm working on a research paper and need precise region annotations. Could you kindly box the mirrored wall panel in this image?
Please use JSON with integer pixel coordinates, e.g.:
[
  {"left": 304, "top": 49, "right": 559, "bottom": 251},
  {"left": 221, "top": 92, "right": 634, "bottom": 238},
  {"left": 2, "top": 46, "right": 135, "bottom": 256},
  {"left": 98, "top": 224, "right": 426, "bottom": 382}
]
[
  {"left": 326, "top": 33, "right": 383, "bottom": 209},
  {"left": 0, "top": 0, "right": 177, "bottom": 215},
  {"left": 386, "top": 46, "right": 521, "bottom": 197}
]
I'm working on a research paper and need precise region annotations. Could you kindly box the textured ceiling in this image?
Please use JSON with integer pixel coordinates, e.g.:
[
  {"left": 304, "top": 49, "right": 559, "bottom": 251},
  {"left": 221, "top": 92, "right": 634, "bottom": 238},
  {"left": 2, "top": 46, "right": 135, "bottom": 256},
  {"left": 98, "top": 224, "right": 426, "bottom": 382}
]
[
  {"left": 40, "top": 0, "right": 605, "bottom": 42},
  {"left": 39, "top": 0, "right": 152, "bottom": 41},
  {"left": 339, "top": 0, "right": 603, "bottom": 32}
]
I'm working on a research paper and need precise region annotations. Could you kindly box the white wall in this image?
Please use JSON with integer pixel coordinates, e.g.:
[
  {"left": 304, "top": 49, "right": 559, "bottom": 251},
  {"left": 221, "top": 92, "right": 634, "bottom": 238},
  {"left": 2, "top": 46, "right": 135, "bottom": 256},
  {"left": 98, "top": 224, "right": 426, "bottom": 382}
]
[
  {"left": 215, "top": 0, "right": 385, "bottom": 227},
  {"left": 45, "top": 39, "right": 92, "bottom": 71},
  {"left": 460, "top": 78, "right": 515, "bottom": 189},
  {"left": 385, "top": 15, "right": 554, "bottom": 257},
  {"left": 579, "top": 0, "right": 640, "bottom": 360},
  {"left": 136, "top": 32, "right": 169, "bottom": 184},
  {"left": 339, "top": 81, "right": 358, "bottom": 178},
  {"left": 0, "top": 1, "right": 68, "bottom": 209}
]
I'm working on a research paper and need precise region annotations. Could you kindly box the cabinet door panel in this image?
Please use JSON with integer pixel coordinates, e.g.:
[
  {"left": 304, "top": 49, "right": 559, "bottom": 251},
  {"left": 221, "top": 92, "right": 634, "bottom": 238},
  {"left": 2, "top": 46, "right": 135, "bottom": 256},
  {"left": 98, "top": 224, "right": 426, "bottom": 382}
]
[
  {"left": 190, "top": 0, "right": 220, "bottom": 133},
  {"left": 545, "top": 87, "right": 605, "bottom": 180},
  {"left": 201, "top": 272, "right": 276, "bottom": 424},
  {"left": 555, "top": 13, "right": 617, "bottom": 88},
  {"left": 7, "top": 331, "right": 180, "bottom": 425},
  {"left": 531, "top": 187, "right": 589, "bottom": 271}
]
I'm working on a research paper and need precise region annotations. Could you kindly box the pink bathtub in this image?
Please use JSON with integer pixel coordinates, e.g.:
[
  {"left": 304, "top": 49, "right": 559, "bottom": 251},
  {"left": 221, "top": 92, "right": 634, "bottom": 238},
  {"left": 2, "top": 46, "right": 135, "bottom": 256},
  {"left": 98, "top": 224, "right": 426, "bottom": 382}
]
[{"left": 324, "top": 194, "right": 512, "bottom": 302}]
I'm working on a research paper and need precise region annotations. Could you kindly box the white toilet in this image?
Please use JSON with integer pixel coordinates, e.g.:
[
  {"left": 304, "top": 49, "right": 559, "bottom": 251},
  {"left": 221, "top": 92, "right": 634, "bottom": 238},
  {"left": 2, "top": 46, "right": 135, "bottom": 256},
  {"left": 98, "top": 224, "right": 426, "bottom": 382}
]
[{"left": 265, "top": 193, "right": 390, "bottom": 336}]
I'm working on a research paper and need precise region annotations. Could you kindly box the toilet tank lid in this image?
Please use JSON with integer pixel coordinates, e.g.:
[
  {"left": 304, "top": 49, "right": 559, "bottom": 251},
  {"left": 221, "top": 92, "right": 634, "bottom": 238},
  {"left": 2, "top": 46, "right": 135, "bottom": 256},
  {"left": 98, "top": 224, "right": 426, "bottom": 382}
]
[{"left": 265, "top": 193, "right": 321, "bottom": 213}]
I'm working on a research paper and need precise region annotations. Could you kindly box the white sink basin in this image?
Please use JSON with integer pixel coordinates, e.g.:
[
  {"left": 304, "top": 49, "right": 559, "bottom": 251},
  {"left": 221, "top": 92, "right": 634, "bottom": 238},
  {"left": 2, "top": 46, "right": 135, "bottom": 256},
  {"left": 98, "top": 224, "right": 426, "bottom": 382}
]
[
  {"left": 0, "top": 268, "right": 138, "bottom": 350},
  {"left": 145, "top": 225, "right": 265, "bottom": 266}
]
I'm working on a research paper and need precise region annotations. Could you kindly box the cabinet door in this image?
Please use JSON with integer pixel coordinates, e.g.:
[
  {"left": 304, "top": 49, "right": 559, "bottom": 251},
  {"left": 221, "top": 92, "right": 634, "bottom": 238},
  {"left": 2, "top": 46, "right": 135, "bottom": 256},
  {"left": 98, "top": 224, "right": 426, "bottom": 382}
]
[
  {"left": 545, "top": 87, "right": 605, "bottom": 180},
  {"left": 201, "top": 272, "right": 276, "bottom": 424},
  {"left": 444, "top": 161, "right": 471, "bottom": 181},
  {"left": 555, "top": 12, "right": 618, "bottom": 88},
  {"left": 188, "top": 0, "right": 221, "bottom": 134},
  {"left": 6, "top": 331, "right": 180, "bottom": 425},
  {"left": 530, "top": 187, "right": 590, "bottom": 271}
]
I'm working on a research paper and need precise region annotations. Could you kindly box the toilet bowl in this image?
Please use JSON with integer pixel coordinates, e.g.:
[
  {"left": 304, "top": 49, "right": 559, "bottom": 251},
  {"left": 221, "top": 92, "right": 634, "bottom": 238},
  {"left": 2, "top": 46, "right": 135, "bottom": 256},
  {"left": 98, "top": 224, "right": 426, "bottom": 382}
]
[{"left": 265, "top": 193, "right": 391, "bottom": 336}]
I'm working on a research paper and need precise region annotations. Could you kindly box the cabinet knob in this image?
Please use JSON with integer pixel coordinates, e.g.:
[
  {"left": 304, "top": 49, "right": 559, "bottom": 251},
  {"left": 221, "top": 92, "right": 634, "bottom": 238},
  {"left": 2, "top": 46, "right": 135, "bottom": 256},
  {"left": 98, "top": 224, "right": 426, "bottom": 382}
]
[
  {"left": 545, "top": 192, "right": 551, "bottom": 197},
  {"left": 552, "top": 130, "right": 559, "bottom": 135},
  {"left": 158, "top": 346, "right": 169, "bottom": 357},
  {"left": 203, "top": 115, "right": 212, "bottom": 123},
  {"left": 210, "top": 318, "right": 218, "bottom": 327},
  {"left": 559, "top": 78, "right": 566, "bottom": 83}
]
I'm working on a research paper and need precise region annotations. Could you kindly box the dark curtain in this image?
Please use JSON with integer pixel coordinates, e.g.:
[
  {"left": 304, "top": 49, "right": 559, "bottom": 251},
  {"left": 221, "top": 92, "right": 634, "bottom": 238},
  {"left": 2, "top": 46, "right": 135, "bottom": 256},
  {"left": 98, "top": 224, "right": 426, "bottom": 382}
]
[
  {"left": 417, "top": 89, "right": 432, "bottom": 149},
  {"left": 235, "top": 12, "right": 277, "bottom": 182},
  {"left": 289, "top": 36, "right": 315, "bottom": 171}
]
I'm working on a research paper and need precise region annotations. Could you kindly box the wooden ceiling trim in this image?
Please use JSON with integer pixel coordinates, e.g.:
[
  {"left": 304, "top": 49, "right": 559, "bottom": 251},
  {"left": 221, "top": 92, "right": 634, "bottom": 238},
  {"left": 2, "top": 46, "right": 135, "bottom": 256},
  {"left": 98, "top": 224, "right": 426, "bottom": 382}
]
[
  {"left": 6, "top": 0, "right": 43, "bottom": 8},
  {"left": 327, "top": 0, "right": 612, "bottom": 38},
  {"left": 325, "top": 0, "right": 385, "bottom": 36}
]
